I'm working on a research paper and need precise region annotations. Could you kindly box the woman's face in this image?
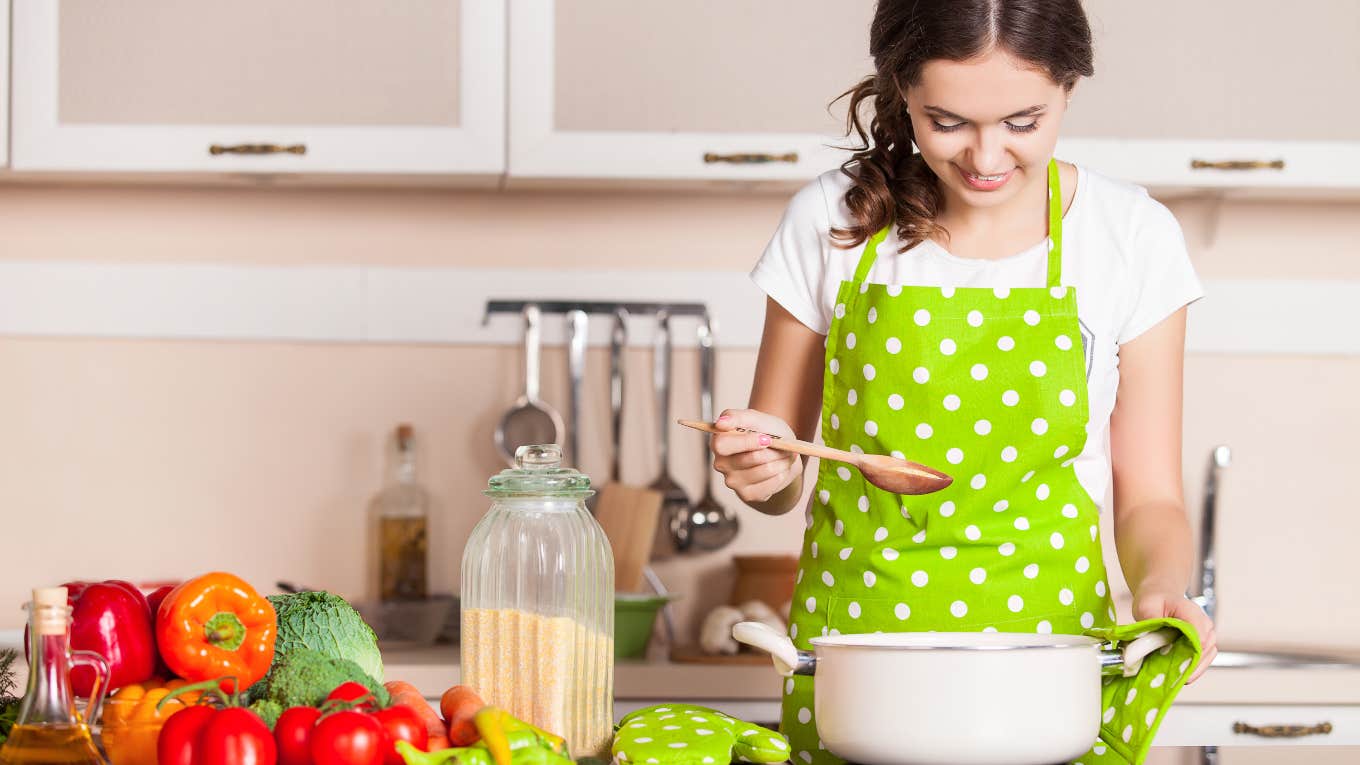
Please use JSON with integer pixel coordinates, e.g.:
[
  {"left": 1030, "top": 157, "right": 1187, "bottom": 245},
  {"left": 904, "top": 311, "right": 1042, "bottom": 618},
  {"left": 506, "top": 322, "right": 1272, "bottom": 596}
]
[{"left": 904, "top": 48, "right": 1069, "bottom": 211}]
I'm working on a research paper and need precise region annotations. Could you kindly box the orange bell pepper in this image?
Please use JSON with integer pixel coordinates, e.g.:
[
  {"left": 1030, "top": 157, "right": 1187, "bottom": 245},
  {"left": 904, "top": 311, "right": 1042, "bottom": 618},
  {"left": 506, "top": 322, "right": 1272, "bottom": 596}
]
[
  {"left": 155, "top": 572, "right": 276, "bottom": 691},
  {"left": 100, "top": 678, "right": 202, "bottom": 765}
]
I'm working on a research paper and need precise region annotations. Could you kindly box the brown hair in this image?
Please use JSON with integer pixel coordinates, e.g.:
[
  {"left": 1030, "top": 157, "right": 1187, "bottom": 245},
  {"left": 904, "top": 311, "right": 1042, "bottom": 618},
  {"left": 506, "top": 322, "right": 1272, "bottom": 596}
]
[{"left": 831, "top": 0, "right": 1094, "bottom": 252}]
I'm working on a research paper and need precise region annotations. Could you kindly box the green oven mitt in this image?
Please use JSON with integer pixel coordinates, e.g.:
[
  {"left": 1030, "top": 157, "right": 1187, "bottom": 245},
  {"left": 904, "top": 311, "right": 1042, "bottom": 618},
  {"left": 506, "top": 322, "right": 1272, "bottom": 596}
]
[
  {"left": 613, "top": 704, "right": 790, "bottom": 765},
  {"left": 1078, "top": 617, "right": 1204, "bottom": 765}
]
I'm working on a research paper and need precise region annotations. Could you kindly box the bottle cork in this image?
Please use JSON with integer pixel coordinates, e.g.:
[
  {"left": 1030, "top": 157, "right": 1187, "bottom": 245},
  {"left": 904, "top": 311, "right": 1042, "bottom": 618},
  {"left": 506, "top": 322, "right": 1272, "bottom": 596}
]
[{"left": 32, "top": 586, "right": 69, "bottom": 635}]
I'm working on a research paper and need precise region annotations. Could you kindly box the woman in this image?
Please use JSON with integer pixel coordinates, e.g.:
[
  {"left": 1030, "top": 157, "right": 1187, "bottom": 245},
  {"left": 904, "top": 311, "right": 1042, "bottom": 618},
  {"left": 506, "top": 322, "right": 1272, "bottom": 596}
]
[{"left": 711, "top": 1, "right": 1218, "bottom": 763}]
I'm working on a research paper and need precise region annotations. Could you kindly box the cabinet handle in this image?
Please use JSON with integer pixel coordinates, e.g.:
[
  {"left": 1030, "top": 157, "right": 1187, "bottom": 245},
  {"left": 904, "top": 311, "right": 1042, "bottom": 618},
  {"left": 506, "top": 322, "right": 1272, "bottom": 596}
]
[
  {"left": 703, "top": 152, "right": 798, "bottom": 165},
  {"left": 1232, "top": 721, "right": 1332, "bottom": 738},
  {"left": 1190, "top": 159, "right": 1285, "bottom": 171},
  {"left": 209, "top": 143, "right": 307, "bottom": 156}
]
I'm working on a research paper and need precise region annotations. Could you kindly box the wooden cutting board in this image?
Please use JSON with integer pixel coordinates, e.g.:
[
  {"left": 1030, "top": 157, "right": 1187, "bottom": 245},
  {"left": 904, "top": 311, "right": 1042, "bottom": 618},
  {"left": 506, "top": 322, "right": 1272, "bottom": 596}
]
[
  {"left": 593, "top": 482, "right": 663, "bottom": 592},
  {"left": 669, "top": 645, "right": 773, "bottom": 665}
]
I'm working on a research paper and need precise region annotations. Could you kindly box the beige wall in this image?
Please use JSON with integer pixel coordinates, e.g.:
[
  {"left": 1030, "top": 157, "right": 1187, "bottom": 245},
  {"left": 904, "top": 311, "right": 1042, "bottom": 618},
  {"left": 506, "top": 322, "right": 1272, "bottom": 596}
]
[{"left": 1, "top": 181, "right": 1357, "bottom": 651}]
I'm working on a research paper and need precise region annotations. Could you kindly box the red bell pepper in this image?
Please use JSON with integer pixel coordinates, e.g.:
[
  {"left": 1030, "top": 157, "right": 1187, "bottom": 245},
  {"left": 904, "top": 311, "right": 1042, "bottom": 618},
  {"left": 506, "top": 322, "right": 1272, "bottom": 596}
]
[{"left": 26, "top": 580, "right": 157, "bottom": 696}]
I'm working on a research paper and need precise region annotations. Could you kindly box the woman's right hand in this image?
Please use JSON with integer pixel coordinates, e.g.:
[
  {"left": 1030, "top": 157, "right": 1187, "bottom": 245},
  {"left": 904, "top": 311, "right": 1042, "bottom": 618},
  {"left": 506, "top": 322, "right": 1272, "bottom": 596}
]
[{"left": 710, "top": 408, "right": 803, "bottom": 506}]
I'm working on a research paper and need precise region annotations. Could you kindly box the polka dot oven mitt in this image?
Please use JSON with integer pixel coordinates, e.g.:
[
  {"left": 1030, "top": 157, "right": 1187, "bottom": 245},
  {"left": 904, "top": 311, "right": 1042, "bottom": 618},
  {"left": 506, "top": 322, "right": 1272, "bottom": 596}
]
[
  {"left": 613, "top": 704, "right": 790, "bottom": 765},
  {"left": 1082, "top": 617, "right": 1204, "bottom": 764}
]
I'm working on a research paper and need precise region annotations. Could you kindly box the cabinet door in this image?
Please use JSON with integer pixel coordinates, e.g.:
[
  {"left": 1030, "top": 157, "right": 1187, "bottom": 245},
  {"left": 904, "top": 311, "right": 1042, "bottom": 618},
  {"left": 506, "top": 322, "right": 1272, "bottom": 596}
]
[
  {"left": 11, "top": 0, "right": 505, "bottom": 177},
  {"left": 0, "top": 0, "right": 9, "bottom": 168},
  {"left": 1058, "top": 0, "right": 1360, "bottom": 192},
  {"left": 509, "top": 0, "right": 876, "bottom": 184}
]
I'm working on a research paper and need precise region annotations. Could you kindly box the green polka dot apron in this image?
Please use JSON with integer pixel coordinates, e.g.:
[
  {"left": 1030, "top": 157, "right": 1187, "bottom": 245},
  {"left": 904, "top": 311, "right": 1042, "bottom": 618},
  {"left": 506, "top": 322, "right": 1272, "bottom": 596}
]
[{"left": 782, "top": 160, "right": 1194, "bottom": 765}]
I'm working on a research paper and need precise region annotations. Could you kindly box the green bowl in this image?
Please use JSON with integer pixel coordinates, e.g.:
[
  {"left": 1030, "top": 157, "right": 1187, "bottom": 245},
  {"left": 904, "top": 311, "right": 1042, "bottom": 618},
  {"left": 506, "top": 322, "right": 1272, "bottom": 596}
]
[{"left": 614, "top": 594, "right": 671, "bottom": 659}]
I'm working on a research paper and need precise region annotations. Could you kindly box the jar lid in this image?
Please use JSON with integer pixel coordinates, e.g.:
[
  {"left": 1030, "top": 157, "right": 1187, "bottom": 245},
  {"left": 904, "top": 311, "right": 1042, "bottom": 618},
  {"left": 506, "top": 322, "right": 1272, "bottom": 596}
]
[{"left": 486, "top": 444, "right": 593, "bottom": 497}]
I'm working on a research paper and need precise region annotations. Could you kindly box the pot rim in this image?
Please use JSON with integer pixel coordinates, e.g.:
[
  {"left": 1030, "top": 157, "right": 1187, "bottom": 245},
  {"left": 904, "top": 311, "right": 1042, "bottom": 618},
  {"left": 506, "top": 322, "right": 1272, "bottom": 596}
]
[{"left": 810, "top": 630, "right": 1103, "bottom": 652}]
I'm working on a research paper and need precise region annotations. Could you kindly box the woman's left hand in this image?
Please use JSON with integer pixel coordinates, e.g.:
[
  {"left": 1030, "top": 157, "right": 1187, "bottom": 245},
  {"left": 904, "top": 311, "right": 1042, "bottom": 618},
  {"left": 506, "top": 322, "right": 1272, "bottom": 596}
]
[{"left": 1132, "top": 591, "right": 1217, "bottom": 683}]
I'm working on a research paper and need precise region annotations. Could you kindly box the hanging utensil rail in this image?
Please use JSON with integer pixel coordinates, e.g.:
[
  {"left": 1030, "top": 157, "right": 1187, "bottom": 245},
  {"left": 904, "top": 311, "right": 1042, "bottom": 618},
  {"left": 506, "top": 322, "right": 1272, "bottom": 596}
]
[{"left": 483, "top": 300, "right": 709, "bottom": 323}]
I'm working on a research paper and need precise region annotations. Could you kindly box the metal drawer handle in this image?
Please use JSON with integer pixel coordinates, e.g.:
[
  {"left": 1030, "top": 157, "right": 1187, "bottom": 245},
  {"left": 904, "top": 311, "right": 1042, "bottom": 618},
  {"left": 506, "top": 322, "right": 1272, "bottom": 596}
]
[
  {"left": 209, "top": 143, "right": 307, "bottom": 156},
  {"left": 1190, "top": 159, "right": 1285, "bottom": 171},
  {"left": 1232, "top": 721, "right": 1332, "bottom": 738},
  {"left": 703, "top": 152, "right": 798, "bottom": 165}
]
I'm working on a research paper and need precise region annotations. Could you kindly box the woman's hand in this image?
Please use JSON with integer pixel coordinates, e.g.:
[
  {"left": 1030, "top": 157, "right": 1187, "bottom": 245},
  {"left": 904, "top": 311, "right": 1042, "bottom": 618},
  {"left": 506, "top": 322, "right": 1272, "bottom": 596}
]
[
  {"left": 710, "top": 408, "right": 803, "bottom": 508},
  {"left": 1132, "top": 589, "right": 1217, "bottom": 683}
]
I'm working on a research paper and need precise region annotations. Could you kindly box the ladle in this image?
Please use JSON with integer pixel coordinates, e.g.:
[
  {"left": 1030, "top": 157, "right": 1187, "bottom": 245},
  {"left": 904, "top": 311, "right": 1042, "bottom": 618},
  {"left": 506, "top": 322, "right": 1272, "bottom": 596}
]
[
  {"left": 494, "top": 304, "right": 564, "bottom": 467},
  {"left": 688, "top": 316, "right": 740, "bottom": 550},
  {"left": 677, "top": 419, "right": 953, "bottom": 496}
]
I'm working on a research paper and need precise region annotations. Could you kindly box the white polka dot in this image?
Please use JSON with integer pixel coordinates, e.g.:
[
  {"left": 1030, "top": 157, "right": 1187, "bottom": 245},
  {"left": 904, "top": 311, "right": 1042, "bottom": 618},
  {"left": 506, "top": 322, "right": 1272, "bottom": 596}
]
[
  {"left": 1082, "top": 612, "right": 1096, "bottom": 629},
  {"left": 1001, "top": 446, "right": 1018, "bottom": 462},
  {"left": 1021, "top": 470, "right": 1035, "bottom": 483},
  {"left": 830, "top": 414, "right": 839, "bottom": 430},
  {"left": 946, "top": 448, "right": 964, "bottom": 464},
  {"left": 1002, "top": 390, "right": 1020, "bottom": 406},
  {"left": 915, "top": 423, "right": 933, "bottom": 438},
  {"left": 838, "top": 546, "right": 852, "bottom": 561},
  {"left": 894, "top": 603, "right": 910, "bottom": 620},
  {"left": 943, "top": 394, "right": 961, "bottom": 411},
  {"left": 805, "top": 597, "right": 817, "bottom": 613},
  {"left": 1054, "top": 445, "right": 1070, "bottom": 459},
  {"left": 834, "top": 303, "right": 846, "bottom": 318},
  {"left": 970, "top": 363, "right": 989, "bottom": 380},
  {"left": 888, "top": 393, "right": 905, "bottom": 410},
  {"left": 998, "top": 542, "right": 1016, "bottom": 556},
  {"left": 1014, "top": 517, "right": 1030, "bottom": 531},
  {"left": 848, "top": 602, "right": 862, "bottom": 619},
  {"left": 993, "top": 287, "right": 1011, "bottom": 299},
  {"left": 940, "top": 546, "right": 957, "bottom": 560},
  {"left": 798, "top": 708, "right": 812, "bottom": 724},
  {"left": 951, "top": 600, "right": 969, "bottom": 617},
  {"left": 818, "top": 489, "right": 830, "bottom": 504},
  {"left": 972, "top": 419, "right": 992, "bottom": 436},
  {"left": 799, "top": 753, "right": 812, "bottom": 764},
  {"left": 811, "top": 542, "right": 818, "bottom": 558},
  {"left": 885, "top": 337, "right": 902, "bottom": 354},
  {"left": 982, "top": 626, "right": 998, "bottom": 633},
  {"left": 1090, "top": 525, "right": 1099, "bottom": 541},
  {"left": 1062, "top": 503, "right": 1079, "bottom": 518},
  {"left": 837, "top": 466, "right": 852, "bottom": 481},
  {"left": 1122, "top": 724, "right": 1132, "bottom": 743},
  {"left": 833, "top": 519, "right": 844, "bottom": 535},
  {"left": 857, "top": 495, "right": 870, "bottom": 512},
  {"left": 997, "top": 336, "right": 1016, "bottom": 351},
  {"left": 967, "top": 310, "right": 984, "bottom": 327},
  {"left": 940, "top": 286, "right": 955, "bottom": 298},
  {"left": 874, "top": 526, "right": 889, "bottom": 542},
  {"left": 1036, "top": 483, "right": 1051, "bottom": 500},
  {"left": 900, "top": 505, "right": 912, "bottom": 520},
  {"left": 636, "top": 737, "right": 654, "bottom": 743},
  {"left": 1032, "top": 418, "right": 1049, "bottom": 435},
  {"left": 863, "top": 363, "right": 876, "bottom": 380},
  {"left": 1145, "top": 708, "right": 1158, "bottom": 728},
  {"left": 790, "top": 623, "right": 798, "bottom": 638},
  {"left": 867, "top": 307, "right": 878, "bottom": 324},
  {"left": 912, "top": 366, "right": 930, "bottom": 384},
  {"left": 940, "top": 338, "right": 957, "bottom": 355},
  {"left": 912, "top": 529, "right": 926, "bottom": 543},
  {"left": 1150, "top": 673, "right": 1165, "bottom": 688},
  {"left": 1059, "top": 588, "right": 1074, "bottom": 606},
  {"left": 1030, "top": 360, "right": 1047, "bottom": 377},
  {"left": 1076, "top": 556, "right": 1090, "bottom": 573},
  {"left": 1037, "top": 620, "right": 1053, "bottom": 634},
  {"left": 1095, "top": 744, "right": 1107, "bottom": 756},
  {"left": 863, "top": 571, "right": 876, "bottom": 587},
  {"left": 829, "top": 358, "right": 840, "bottom": 375},
  {"left": 663, "top": 725, "right": 680, "bottom": 731},
  {"left": 993, "top": 499, "right": 1009, "bottom": 512},
  {"left": 1050, "top": 532, "right": 1065, "bottom": 549},
  {"left": 1096, "top": 581, "right": 1107, "bottom": 597},
  {"left": 969, "top": 567, "right": 987, "bottom": 584},
  {"left": 1023, "top": 563, "right": 1039, "bottom": 579},
  {"left": 1008, "top": 595, "right": 1024, "bottom": 612},
  {"left": 1126, "top": 688, "right": 1138, "bottom": 705},
  {"left": 1103, "top": 707, "right": 1116, "bottom": 724},
  {"left": 1059, "top": 389, "right": 1077, "bottom": 406},
  {"left": 911, "top": 570, "right": 929, "bottom": 587},
  {"left": 1056, "top": 334, "right": 1073, "bottom": 350},
  {"left": 847, "top": 389, "right": 858, "bottom": 406},
  {"left": 784, "top": 679, "right": 794, "bottom": 695},
  {"left": 821, "top": 571, "right": 835, "bottom": 587},
  {"left": 964, "top": 524, "right": 981, "bottom": 541},
  {"left": 914, "top": 309, "right": 931, "bottom": 326},
  {"left": 938, "top": 500, "right": 956, "bottom": 517},
  {"left": 1179, "top": 658, "right": 1192, "bottom": 675},
  {"left": 796, "top": 569, "right": 804, "bottom": 584},
  {"left": 865, "top": 420, "right": 879, "bottom": 437},
  {"left": 970, "top": 474, "right": 987, "bottom": 489},
  {"left": 845, "top": 333, "right": 857, "bottom": 349},
  {"left": 882, "top": 548, "right": 899, "bottom": 561},
  {"left": 1023, "top": 310, "right": 1041, "bottom": 326},
  {"left": 886, "top": 284, "right": 902, "bottom": 297},
  {"left": 1051, "top": 286, "right": 1068, "bottom": 299}
]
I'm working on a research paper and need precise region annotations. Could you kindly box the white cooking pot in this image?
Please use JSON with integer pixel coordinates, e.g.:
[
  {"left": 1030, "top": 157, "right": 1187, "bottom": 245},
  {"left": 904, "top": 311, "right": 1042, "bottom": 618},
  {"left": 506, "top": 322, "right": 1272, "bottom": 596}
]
[{"left": 733, "top": 621, "right": 1177, "bottom": 765}]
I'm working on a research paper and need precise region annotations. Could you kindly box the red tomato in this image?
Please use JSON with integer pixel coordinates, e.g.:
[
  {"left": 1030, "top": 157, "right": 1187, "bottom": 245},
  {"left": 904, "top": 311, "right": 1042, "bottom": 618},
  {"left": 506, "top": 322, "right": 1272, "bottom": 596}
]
[
  {"left": 311, "top": 710, "right": 388, "bottom": 765},
  {"left": 158, "top": 705, "right": 217, "bottom": 765},
  {"left": 199, "top": 707, "right": 278, "bottom": 765},
  {"left": 276, "top": 706, "right": 324, "bottom": 765},
  {"left": 373, "top": 705, "right": 430, "bottom": 765},
  {"left": 326, "top": 681, "right": 379, "bottom": 711}
]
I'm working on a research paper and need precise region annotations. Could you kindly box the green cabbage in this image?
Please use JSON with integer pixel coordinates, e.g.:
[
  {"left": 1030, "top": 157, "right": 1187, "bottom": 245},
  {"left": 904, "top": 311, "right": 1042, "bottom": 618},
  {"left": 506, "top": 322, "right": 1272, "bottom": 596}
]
[{"left": 266, "top": 591, "right": 384, "bottom": 685}]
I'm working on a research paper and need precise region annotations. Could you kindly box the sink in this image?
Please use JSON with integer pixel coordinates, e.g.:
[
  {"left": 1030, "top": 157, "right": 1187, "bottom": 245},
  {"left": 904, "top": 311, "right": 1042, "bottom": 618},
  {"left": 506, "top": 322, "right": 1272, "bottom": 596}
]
[{"left": 1212, "top": 646, "right": 1360, "bottom": 669}]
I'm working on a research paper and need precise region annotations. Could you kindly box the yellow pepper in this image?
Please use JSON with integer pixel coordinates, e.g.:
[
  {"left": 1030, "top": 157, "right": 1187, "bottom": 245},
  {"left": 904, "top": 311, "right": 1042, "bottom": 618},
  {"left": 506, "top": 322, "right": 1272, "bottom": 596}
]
[{"left": 100, "top": 679, "right": 202, "bottom": 765}]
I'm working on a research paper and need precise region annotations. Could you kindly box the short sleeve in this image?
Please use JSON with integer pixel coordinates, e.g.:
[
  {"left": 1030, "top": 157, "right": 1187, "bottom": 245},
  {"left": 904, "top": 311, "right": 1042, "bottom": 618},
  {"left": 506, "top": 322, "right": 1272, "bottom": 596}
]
[
  {"left": 1116, "top": 198, "right": 1205, "bottom": 345},
  {"left": 750, "top": 176, "right": 833, "bottom": 334}
]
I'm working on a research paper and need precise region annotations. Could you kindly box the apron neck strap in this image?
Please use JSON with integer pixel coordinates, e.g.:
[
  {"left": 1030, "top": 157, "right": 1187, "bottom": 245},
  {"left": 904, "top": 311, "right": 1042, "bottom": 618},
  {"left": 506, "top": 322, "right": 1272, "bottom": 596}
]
[{"left": 850, "top": 158, "right": 1066, "bottom": 287}]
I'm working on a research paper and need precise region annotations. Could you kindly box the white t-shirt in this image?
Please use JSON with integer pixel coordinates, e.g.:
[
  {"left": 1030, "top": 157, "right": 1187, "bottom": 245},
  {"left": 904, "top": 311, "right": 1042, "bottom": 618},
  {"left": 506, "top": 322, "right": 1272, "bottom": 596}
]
[{"left": 751, "top": 163, "right": 1204, "bottom": 511}]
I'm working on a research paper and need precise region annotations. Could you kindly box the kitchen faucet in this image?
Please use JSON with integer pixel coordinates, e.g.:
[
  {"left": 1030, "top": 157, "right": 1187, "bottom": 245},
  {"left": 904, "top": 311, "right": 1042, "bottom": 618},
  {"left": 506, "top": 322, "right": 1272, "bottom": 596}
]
[{"left": 1190, "top": 445, "right": 1231, "bottom": 622}]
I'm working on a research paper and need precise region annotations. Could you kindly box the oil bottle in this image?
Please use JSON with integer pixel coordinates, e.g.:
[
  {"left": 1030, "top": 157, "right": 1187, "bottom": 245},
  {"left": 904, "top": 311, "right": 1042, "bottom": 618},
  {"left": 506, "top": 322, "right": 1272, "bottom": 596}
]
[{"left": 0, "top": 587, "right": 110, "bottom": 765}]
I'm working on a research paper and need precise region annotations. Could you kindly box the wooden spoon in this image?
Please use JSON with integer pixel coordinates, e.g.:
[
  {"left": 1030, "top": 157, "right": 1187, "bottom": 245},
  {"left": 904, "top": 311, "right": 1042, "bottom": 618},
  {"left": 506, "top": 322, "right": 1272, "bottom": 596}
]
[{"left": 678, "top": 419, "right": 953, "bottom": 496}]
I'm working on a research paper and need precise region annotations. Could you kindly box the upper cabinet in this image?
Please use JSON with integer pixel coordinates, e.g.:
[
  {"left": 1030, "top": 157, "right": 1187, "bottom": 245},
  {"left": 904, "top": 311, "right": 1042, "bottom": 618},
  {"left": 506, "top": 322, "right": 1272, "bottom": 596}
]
[
  {"left": 1059, "top": 0, "right": 1360, "bottom": 193},
  {"left": 10, "top": 0, "right": 505, "bottom": 179},
  {"left": 0, "top": 1, "right": 10, "bottom": 168},
  {"left": 508, "top": 0, "right": 877, "bottom": 184}
]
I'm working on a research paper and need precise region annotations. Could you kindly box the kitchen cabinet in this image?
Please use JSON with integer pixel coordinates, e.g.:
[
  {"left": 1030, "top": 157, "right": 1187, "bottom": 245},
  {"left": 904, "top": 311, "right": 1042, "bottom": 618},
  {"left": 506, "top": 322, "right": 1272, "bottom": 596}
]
[
  {"left": 0, "top": 0, "right": 9, "bottom": 168},
  {"left": 507, "top": 0, "right": 877, "bottom": 184},
  {"left": 10, "top": 0, "right": 505, "bottom": 179},
  {"left": 1156, "top": 704, "right": 1360, "bottom": 746}
]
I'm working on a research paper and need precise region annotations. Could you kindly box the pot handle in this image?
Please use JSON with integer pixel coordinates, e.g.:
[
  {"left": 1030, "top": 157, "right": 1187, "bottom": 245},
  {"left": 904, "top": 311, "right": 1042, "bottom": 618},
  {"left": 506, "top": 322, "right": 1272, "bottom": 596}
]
[
  {"left": 1101, "top": 627, "right": 1181, "bottom": 678},
  {"left": 732, "top": 621, "right": 813, "bottom": 677}
]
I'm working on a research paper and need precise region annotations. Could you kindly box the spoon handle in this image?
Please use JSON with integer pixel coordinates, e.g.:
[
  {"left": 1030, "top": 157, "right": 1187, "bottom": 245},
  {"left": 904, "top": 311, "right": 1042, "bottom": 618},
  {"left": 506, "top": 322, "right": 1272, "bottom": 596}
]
[{"left": 676, "top": 419, "right": 860, "bottom": 466}]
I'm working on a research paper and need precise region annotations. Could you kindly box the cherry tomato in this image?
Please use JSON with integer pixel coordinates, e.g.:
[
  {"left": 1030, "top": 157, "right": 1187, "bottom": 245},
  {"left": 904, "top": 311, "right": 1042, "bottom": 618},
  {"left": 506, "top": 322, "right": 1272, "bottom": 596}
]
[
  {"left": 311, "top": 709, "right": 389, "bottom": 765},
  {"left": 276, "top": 706, "right": 324, "bottom": 765},
  {"left": 373, "top": 705, "right": 430, "bottom": 765},
  {"left": 158, "top": 705, "right": 216, "bottom": 765},
  {"left": 199, "top": 707, "right": 278, "bottom": 765},
  {"left": 326, "top": 681, "right": 379, "bottom": 711}
]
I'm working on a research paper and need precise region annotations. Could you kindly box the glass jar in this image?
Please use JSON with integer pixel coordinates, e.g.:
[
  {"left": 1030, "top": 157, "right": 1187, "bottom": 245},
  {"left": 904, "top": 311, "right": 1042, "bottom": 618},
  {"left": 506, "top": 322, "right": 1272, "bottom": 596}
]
[{"left": 460, "top": 444, "right": 614, "bottom": 758}]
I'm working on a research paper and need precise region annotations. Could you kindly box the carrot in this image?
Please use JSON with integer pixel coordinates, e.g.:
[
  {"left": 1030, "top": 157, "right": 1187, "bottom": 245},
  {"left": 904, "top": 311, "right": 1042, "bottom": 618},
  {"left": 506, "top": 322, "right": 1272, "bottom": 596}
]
[
  {"left": 385, "top": 680, "right": 447, "bottom": 745},
  {"left": 440, "top": 685, "right": 486, "bottom": 746},
  {"left": 426, "top": 734, "right": 451, "bottom": 751}
]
